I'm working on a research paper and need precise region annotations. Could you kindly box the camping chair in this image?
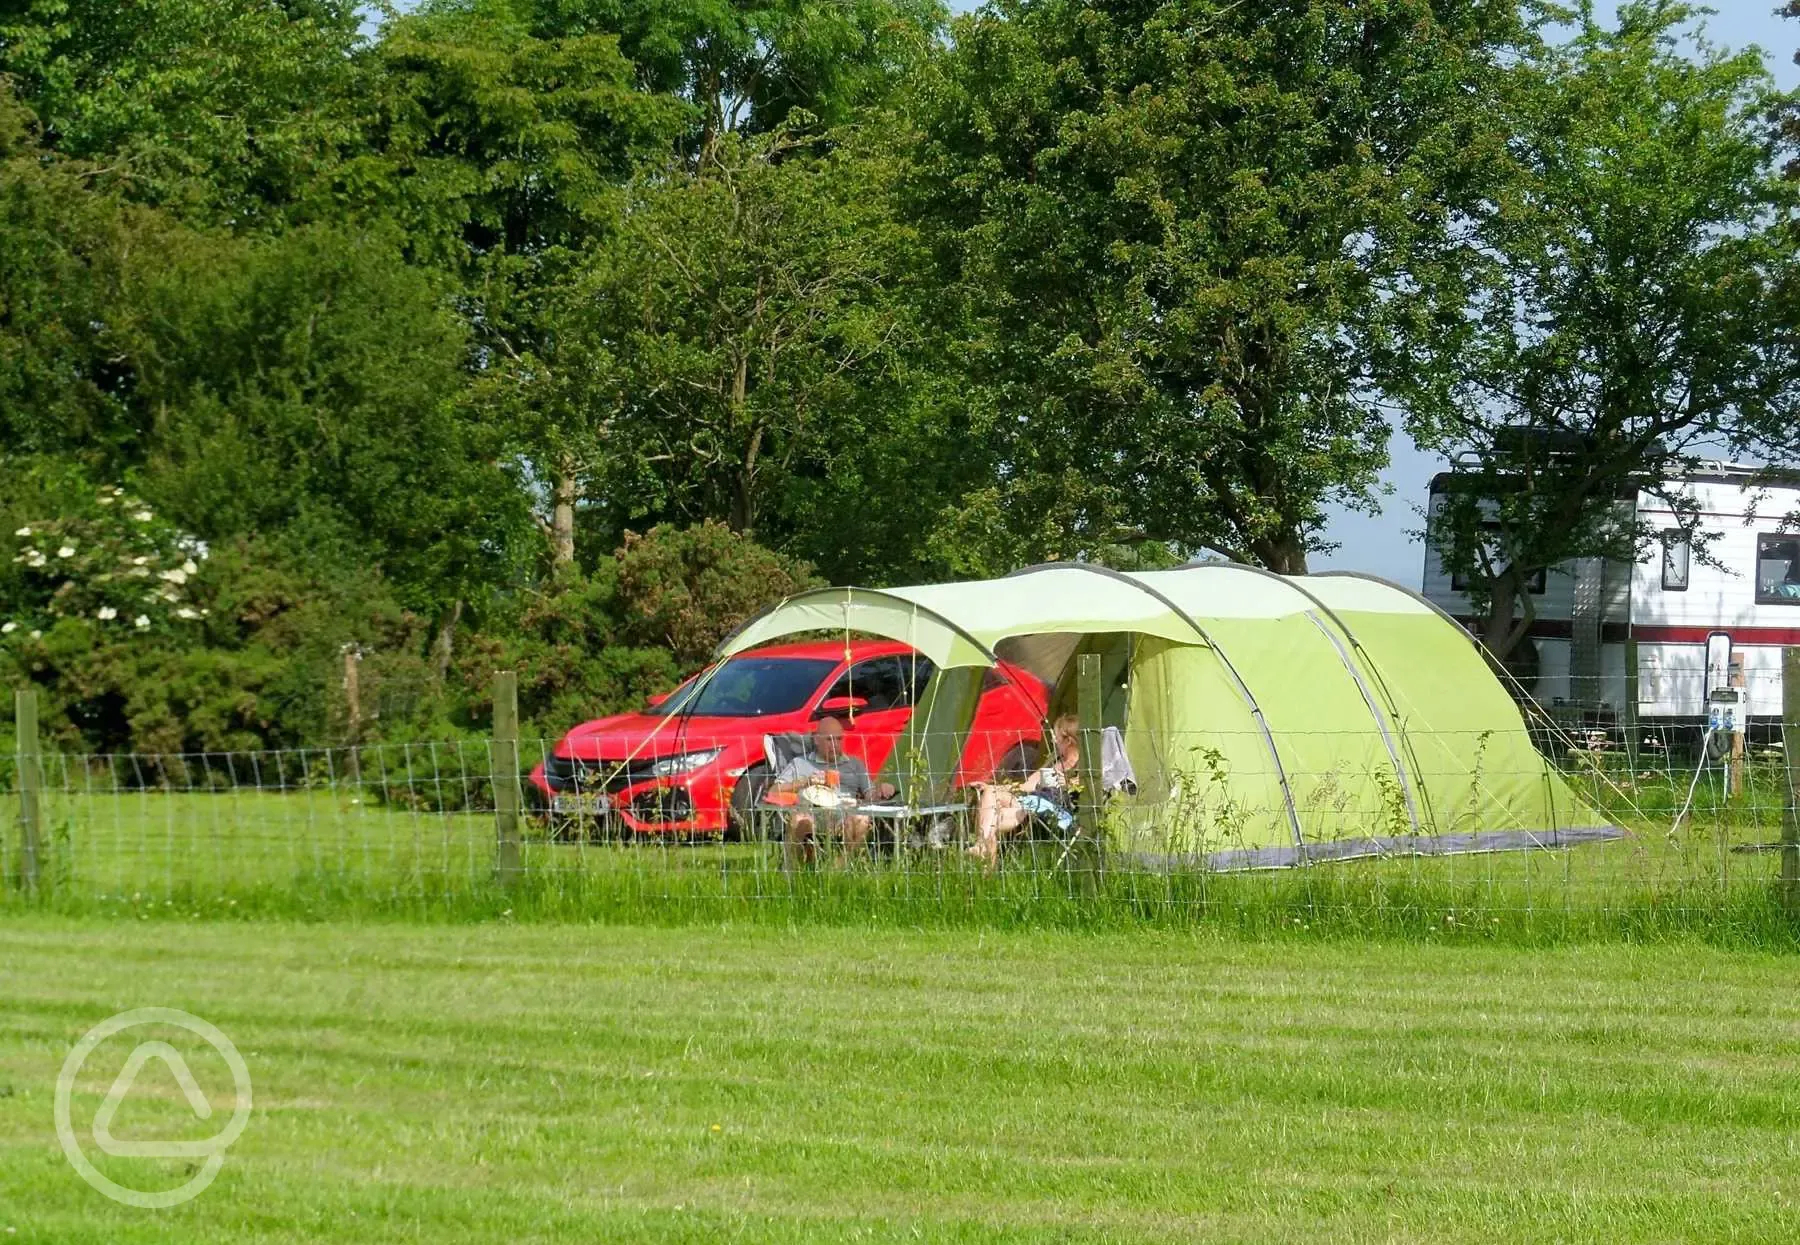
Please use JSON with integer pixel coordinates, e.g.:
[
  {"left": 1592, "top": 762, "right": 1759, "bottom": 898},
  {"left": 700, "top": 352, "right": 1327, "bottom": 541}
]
[
  {"left": 744, "top": 732, "right": 812, "bottom": 844},
  {"left": 1003, "top": 726, "right": 1137, "bottom": 867},
  {"left": 1031, "top": 726, "right": 1135, "bottom": 868},
  {"left": 756, "top": 732, "right": 903, "bottom": 860},
  {"left": 763, "top": 731, "right": 812, "bottom": 775}
]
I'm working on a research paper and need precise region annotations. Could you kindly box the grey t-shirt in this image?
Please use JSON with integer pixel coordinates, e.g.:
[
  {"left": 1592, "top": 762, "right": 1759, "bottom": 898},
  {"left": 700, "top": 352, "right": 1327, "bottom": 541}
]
[{"left": 774, "top": 752, "right": 875, "bottom": 800}]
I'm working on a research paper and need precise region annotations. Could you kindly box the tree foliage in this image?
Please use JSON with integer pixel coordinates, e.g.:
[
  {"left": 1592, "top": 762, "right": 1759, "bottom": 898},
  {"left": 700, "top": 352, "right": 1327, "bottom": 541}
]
[
  {"left": 1397, "top": 1, "right": 1800, "bottom": 662},
  {"left": 0, "top": 88, "right": 152, "bottom": 463},
  {"left": 911, "top": 0, "right": 1522, "bottom": 572},
  {"left": 612, "top": 519, "right": 823, "bottom": 664},
  {"left": 579, "top": 130, "right": 924, "bottom": 537},
  {"left": 2, "top": 0, "right": 1797, "bottom": 757},
  {"left": 0, "top": 0, "right": 370, "bottom": 226},
  {"left": 457, "top": 0, "right": 946, "bottom": 151}
]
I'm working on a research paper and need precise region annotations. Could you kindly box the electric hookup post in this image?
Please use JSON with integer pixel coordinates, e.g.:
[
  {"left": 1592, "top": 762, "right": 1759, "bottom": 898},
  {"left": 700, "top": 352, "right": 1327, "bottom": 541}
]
[{"left": 1782, "top": 649, "right": 1800, "bottom": 917}]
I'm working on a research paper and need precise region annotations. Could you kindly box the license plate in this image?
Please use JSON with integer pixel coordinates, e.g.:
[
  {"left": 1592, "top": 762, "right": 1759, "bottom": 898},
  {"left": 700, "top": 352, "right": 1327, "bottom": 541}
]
[{"left": 551, "top": 793, "right": 609, "bottom": 816}]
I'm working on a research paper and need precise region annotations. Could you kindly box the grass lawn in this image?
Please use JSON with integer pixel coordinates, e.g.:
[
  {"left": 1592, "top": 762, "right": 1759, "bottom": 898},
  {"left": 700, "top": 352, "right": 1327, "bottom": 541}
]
[{"left": 3, "top": 917, "right": 1800, "bottom": 1242}]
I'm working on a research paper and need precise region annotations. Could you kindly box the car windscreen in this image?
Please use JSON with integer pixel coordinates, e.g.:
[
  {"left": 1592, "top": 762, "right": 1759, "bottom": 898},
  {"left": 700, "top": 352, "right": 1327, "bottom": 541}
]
[{"left": 653, "top": 657, "right": 838, "bottom": 717}]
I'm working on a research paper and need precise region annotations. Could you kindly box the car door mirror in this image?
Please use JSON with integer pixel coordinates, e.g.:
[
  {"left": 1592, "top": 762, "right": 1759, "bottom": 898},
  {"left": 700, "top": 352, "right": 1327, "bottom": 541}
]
[{"left": 815, "top": 695, "right": 868, "bottom": 719}]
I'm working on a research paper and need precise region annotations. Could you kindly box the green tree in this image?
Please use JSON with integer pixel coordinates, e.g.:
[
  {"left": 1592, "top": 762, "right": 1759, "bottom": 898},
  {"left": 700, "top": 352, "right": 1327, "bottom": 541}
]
[
  {"left": 1396, "top": 1, "right": 1800, "bottom": 665},
  {"left": 448, "top": 0, "right": 946, "bottom": 155},
  {"left": 129, "top": 224, "right": 528, "bottom": 621},
  {"left": 0, "top": 86, "right": 149, "bottom": 465},
  {"left": 375, "top": 0, "right": 945, "bottom": 573},
  {"left": 363, "top": 2, "right": 690, "bottom": 568},
  {"left": 552, "top": 127, "right": 956, "bottom": 577},
  {"left": 911, "top": 0, "right": 1521, "bottom": 573},
  {"left": 612, "top": 520, "right": 822, "bottom": 664},
  {"left": 0, "top": 0, "right": 370, "bottom": 226},
  {"left": 365, "top": 2, "right": 689, "bottom": 266}
]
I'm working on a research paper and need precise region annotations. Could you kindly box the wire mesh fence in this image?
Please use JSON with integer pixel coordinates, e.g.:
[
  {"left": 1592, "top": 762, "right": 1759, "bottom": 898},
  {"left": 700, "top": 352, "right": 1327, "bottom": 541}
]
[{"left": 4, "top": 716, "right": 1797, "bottom": 936}]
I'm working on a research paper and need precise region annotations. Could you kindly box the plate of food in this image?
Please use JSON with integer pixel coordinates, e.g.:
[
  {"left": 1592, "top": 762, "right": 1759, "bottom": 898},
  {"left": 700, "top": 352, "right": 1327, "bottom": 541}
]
[{"left": 798, "top": 785, "right": 859, "bottom": 809}]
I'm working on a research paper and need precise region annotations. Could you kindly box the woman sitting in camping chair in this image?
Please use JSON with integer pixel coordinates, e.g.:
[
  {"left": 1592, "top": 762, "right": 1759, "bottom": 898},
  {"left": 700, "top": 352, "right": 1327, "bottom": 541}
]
[{"left": 969, "top": 714, "right": 1081, "bottom": 868}]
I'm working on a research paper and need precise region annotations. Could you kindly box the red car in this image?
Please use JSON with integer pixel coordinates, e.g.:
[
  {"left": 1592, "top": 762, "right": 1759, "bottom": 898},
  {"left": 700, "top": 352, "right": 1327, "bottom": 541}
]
[{"left": 528, "top": 639, "right": 1050, "bottom": 838}]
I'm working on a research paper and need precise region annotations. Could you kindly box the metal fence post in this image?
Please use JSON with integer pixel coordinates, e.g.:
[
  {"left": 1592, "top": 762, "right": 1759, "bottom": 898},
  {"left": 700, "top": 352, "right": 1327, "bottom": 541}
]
[
  {"left": 1623, "top": 632, "right": 1640, "bottom": 774},
  {"left": 15, "top": 689, "right": 42, "bottom": 895},
  {"left": 1074, "top": 654, "right": 1105, "bottom": 881},
  {"left": 1782, "top": 649, "right": 1800, "bottom": 917},
  {"left": 492, "top": 671, "right": 523, "bottom": 885}
]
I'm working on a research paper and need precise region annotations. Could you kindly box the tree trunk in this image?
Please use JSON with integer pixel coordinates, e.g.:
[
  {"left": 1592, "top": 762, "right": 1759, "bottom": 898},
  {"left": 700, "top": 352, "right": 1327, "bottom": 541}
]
[
  {"left": 431, "top": 599, "right": 464, "bottom": 683},
  {"left": 550, "top": 457, "right": 578, "bottom": 569},
  {"left": 697, "top": 68, "right": 723, "bottom": 167},
  {"left": 1250, "top": 530, "right": 1310, "bottom": 575},
  {"left": 727, "top": 356, "right": 758, "bottom": 538},
  {"left": 1479, "top": 567, "right": 1539, "bottom": 689}
]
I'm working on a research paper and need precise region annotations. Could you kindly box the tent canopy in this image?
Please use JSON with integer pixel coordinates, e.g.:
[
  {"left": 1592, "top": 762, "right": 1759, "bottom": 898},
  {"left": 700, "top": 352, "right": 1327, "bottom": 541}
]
[{"left": 718, "top": 567, "right": 1213, "bottom": 670}]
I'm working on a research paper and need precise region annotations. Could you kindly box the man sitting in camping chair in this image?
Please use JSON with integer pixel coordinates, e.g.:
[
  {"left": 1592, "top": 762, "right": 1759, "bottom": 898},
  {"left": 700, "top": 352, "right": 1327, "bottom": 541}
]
[{"left": 765, "top": 716, "right": 895, "bottom": 867}]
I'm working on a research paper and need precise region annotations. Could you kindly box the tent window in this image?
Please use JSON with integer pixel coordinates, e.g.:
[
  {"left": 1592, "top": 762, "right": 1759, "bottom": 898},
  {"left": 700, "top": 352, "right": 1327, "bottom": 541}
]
[{"left": 1660, "top": 531, "right": 1690, "bottom": 592}]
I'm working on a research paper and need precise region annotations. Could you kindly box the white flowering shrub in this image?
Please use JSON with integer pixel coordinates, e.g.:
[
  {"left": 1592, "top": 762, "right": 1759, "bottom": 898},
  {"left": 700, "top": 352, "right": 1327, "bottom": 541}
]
[{"left": 4, "top": 486, "right": 207, "bottom": 644}]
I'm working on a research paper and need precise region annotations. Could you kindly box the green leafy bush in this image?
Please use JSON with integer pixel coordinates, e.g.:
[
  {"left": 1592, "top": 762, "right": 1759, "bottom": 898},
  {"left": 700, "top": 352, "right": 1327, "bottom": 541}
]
[
  {"left": 4, "top": 475, "right": 208, "bottom": 641},
  {"left": 613, "top": 520, "right": 824, "bottom": 666},
  {"left": 1, "top": 517, "right": 829, "bottom": 788}
]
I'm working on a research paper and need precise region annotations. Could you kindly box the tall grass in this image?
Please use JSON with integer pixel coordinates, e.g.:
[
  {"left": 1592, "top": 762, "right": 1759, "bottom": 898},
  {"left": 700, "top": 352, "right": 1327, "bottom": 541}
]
[
  {"left": 10, "top": 836, "right": 1798, "bottom": 950},
  {"left": 3, "top": 743, "right": 1798, "bottom": 947}
]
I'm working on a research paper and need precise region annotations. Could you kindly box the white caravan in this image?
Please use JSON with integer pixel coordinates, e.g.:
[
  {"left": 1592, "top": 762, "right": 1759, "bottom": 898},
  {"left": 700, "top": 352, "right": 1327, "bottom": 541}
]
[{"left": 1421, "top": 463, "right": 1800, "bottom": 731}]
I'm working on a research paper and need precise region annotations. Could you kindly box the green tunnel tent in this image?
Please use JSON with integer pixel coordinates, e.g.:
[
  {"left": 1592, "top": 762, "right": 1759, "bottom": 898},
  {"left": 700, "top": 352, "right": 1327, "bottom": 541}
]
[{"left": 713, "top": 564, "right": 1618, "bottom": 868}]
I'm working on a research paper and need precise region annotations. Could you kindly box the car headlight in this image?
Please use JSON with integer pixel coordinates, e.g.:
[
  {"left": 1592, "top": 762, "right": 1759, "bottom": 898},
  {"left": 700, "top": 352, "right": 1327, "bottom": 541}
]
[{"left": 649, "top": 748, "right": 724, "bottom": 777}]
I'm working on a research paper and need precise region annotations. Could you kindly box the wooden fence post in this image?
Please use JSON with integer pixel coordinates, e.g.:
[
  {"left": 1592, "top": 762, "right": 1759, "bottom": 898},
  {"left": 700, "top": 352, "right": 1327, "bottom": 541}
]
[
  {"left": 1074, "top": 654, "right": 1105, "bottom": 881},
  {"left": 1782, "top": 649, "right": 1800, "bottom": 917},
  {"left": 492, "top": 671, "right": 522, "bottom": 885},
  {"left": 342, "top": 643, "right": 364, "bottom": 787},
  {"left": 15, "top": 689, "right": 43, "bottom": 895}
]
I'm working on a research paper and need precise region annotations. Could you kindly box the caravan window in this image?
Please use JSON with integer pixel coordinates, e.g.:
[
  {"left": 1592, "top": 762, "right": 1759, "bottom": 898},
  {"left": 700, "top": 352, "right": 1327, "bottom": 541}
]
[
  {"left": 1445, "top": 520, "right": 1546, "bottom": 594},
  {"left": 1660, "top": 531, "right": 1690, "bottom": 592},
  {"left": 1450, "top": 565, "right": 1547, "bottom": 594},
  {"left": 1756, "top": 535, "right": 1800, "bottom": 604}
]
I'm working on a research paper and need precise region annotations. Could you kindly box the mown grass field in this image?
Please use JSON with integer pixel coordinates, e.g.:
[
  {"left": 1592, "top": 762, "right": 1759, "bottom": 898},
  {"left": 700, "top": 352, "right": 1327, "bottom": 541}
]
[{"left": 3, "top": 917, "right": 1800, "bottom": 1242}]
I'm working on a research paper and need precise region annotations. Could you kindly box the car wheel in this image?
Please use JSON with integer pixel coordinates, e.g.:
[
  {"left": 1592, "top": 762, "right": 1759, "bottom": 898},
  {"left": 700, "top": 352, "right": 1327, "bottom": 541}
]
[{"left": 727, "top": 764, "right": 774, "bottom": 841}]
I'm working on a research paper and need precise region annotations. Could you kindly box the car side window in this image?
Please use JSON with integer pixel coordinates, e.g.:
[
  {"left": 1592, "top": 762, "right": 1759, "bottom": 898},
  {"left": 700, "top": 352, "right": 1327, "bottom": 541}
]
[
  {"left": 824, "top": 656, "right": 935, "bottom": 711},
  {"left": 898, "top": 656, "right": 935, "bottom": 705}
]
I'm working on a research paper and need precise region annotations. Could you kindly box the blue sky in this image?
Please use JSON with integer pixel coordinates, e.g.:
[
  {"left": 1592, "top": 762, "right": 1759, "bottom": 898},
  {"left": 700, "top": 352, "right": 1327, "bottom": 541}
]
[{"left": 1310, "top": 6, "right": 1800, "bottom": 585}]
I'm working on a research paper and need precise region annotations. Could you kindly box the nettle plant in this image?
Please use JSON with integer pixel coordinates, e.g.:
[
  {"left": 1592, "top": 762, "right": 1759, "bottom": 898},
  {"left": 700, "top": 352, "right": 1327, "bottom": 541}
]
[{"left": 5, "top": 488, "right": 208, "bottom": 643}]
